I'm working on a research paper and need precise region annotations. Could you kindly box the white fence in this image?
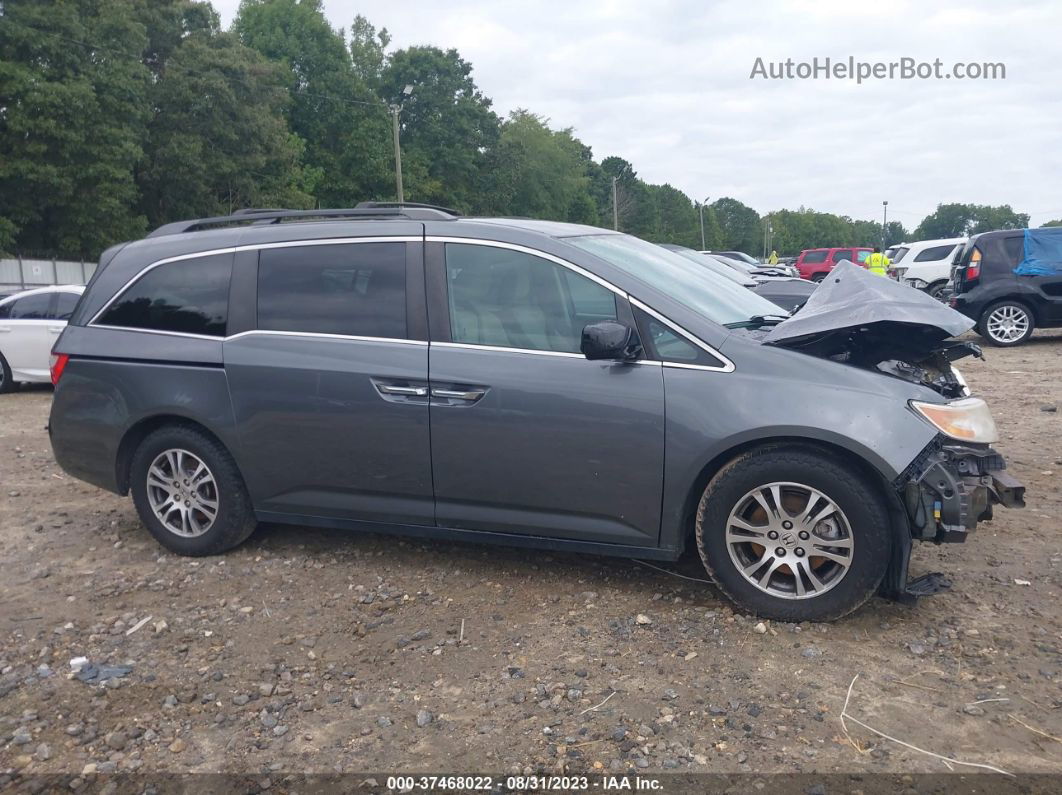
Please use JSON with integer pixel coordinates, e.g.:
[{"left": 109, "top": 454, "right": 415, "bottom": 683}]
[{"left": 0, "top": 257, "right": 97, "bottom": 291}]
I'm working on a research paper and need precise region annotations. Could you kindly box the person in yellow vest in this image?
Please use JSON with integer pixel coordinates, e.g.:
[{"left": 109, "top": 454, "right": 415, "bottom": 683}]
[
  {"left": 767, "top": 250, "right": 779, "bottom": 264},
  {"left": 865, "top": 246, "right": 890, "bottom": 276}
]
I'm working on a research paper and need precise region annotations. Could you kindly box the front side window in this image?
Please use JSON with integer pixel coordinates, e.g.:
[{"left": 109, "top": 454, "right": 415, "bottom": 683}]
[
  {"left": 98, "top": 254, "right": 231, "bottom": 336},
  {"left": 445, "top": 243, "right": 617, "bottom": 353},
  {"left": 802, "top": 250, "right": 828, "bottom": 264},
  {"left": 257, "top": 243, "right": 406, "bottom": 338},
  {"left": 0, "top": 292, "right": 51, "bottom": 320}
]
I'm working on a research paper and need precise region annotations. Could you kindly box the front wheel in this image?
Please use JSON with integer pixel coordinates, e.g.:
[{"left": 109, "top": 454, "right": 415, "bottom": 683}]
[
  {"left": 695, "top": 446, "right": 891, "bottom": 621},
  {"left": 979, "top": 300, "right": 1034, "bottom": 346},
  {"left": 130, "top": 424, "right": 258, "bottom": 556},
  {"left": 810, "top": 273, "right": 826, "bottom": 283}
]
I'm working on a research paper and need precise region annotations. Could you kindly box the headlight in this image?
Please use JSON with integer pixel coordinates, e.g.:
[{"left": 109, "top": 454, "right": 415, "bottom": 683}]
[{"left": 910, "top": 397, "right": 997, "bottom": 443}]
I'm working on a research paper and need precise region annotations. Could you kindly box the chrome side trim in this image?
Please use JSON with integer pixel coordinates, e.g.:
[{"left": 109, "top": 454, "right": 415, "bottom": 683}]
[
  {"left": 432, "top": 341, "right": 583, "bottom": 359},
  {"left": 425, "top": 236, "right": 629, "bottom": 298},
  {"left": 88, "top": 237, "right": 421, "bottom": 327},
  {"left": 84, "top": 326, "right": 428, "bottom": 346},
  {"left": 628, "top": 297, "right": 735, "bottom": 373},
  {"left": 88, "top": 324, "right": 225, "bottom": 341}
]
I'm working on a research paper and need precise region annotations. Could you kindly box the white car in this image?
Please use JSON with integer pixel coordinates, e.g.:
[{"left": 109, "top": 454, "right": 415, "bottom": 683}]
[
  {"left": 0, "top": 285, "right": 85, "bottom": 392},
  {"left": 888, "top": 237, "right": 966, "bottom": 300}
]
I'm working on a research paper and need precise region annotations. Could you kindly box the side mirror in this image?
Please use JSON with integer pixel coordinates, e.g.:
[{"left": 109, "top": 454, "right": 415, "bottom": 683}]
[{"left": 581, "top": 321, "right": 641, "bottom": 361}]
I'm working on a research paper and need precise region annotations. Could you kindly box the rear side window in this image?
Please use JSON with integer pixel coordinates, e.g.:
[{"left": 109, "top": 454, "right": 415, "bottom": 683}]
[
  {"left": 855, "top": 250, "right": 871, "bottom": 263},
  {"left": 0, "top": 292, "right": 52, "bottom": 319},
  {"left": 55, "top": 292, "right": 80, "bottom": 321},
  {"left": 914, "top": 244, "right": 957, "bottom": 262},
  {"left": 802, "top": 250, "right": 827, "bottom": 264},
  {"left": 891, "top": 247, "right": 910, "bottom": 263},
  {"left": 98, "top": 254, "right": 231, "bottom": 336},
  {"left": 831, "top": 249, "right": 853, "bottom": 262},
  {"left": 257, "top": 243, "right": 406, "bottom": 339}
]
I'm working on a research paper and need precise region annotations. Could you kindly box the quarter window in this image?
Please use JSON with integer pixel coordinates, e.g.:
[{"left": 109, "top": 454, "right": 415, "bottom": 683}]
[
  {"left": 55, "top": 292, "right": 80, "bottom": 321},
  {"left": 257, "top": 243, "right": 406, "bottom": 338},
  {"left": 635, "top": 308, "right": 725, "bottom": 368},
  {"left": 445, "top": 243, "right": 617, "bottom": 354},
  {"left": 98, "top": 254, "right": 231, "bottom": 336}
]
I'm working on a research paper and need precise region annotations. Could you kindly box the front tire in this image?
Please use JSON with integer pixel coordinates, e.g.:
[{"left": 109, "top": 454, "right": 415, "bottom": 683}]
[
  {"left": 0, "top": 352, "right": 16, "bottom": 394},
  {"left": 810, "top": 273, "right": 826, "bottom": 283},
  {"left": 130, "top": 424, "right": 257, "bottom": 556},
  {"left": 978, "top": 300, "right": 1034, "bottom": 346},
  {"left": 695, "top": 446, "right": 891, "bottom": 621}
]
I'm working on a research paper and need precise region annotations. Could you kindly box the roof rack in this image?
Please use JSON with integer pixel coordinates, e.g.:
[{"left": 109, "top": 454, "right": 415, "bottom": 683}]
[{"left": 146, "top": 202, "right": 460, "bottom": 238}]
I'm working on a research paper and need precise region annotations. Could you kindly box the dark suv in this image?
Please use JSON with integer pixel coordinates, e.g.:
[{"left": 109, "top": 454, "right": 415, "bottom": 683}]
[
  {"left": 950, "top": 228, "right": 1062, "bottom": 346},
  {"left": 47, "top": 204, "right": 1024, "bottom": 621}
]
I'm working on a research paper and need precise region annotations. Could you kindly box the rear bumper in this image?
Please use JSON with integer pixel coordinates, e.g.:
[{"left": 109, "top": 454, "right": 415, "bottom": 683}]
[{"left": 898, "top": 440, "right": 1025, "bottom": 544}]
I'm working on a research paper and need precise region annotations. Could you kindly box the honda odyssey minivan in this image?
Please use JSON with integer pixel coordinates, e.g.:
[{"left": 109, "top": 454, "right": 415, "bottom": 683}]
[{"left": 48, "top": 204, "right": 1024, "bottom": 621}]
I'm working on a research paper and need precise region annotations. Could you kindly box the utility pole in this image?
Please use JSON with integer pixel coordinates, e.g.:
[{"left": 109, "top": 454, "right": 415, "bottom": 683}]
[
  {"left": 698, "top": 196, "right": 709, "bottom": 250},
  {"left": 391, "top": 104, "right": 404, "bottom": 204},
  {"left": 611, "top": 177, "right": 619, "bottom": 231},
  {"left": 882, "top": 200, "right": 889, "bottom": 250}
]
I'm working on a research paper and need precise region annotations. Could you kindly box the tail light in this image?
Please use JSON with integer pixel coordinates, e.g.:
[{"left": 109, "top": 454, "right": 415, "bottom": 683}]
[
  {"left": 964, "top": 247, "right": 982, "bottom": 282},
  {"left": 50, "top": 353, "right": 69, "bottom": 385}
]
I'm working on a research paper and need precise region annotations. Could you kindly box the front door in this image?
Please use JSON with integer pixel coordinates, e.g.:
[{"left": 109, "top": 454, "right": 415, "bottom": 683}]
[
  {"left": 426, "top": 240, "right": 665, "bottom": 546},
  {"left": 224, "top": 233, "right": 434, "bottom": 525}
]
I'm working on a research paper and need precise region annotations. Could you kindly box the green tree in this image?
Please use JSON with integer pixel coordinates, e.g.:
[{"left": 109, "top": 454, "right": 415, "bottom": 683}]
[
  {"left": 234, "top": 0, "right": 392, "bottom": 206},
  {"left": 349, "top": 14, "right": 388, "bottom": 89},
  {"left": 914, "top": 203, "right": 1029, "bottom": 239},
  {"left": 710, "top": 197, "right": 761, "bottom": 253},
  {"left": 647, "top": 184, "right": 699, "bottom": 248},
  {"left": 379, "top": 45, "right": 500, "bottom": 210},
  {"left": 0, "top": 0, "right": 151, "bottom": 258},
  {"left": 138, "top": 30, "right": 315, "bottom": 225},
  {"left": 1042, "top": 219, "right": 1062, "bottom": 228}
]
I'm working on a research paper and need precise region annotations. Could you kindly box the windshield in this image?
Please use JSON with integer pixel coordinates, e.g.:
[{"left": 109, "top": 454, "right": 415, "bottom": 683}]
[{"left": 568, "top": 234, "right": 785, "bottom": 326}]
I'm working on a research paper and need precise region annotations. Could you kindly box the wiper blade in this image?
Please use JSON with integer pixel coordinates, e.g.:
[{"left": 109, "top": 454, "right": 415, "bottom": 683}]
[{"left": 724, "top": 314, "right": 789, "bottom": 329}]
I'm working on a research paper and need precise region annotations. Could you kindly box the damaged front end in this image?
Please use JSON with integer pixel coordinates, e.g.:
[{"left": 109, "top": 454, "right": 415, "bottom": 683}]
[{"left": 760, "top": 263, "right": 1026, "bottom": 602}]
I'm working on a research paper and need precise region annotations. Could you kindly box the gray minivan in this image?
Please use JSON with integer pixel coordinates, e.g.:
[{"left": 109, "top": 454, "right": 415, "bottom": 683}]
[{"left": 48, "top": 204, "right": 1024, "bottom": 620}]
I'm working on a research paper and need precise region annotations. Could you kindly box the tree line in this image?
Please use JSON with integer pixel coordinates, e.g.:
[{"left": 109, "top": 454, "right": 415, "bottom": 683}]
[{"left": 0, "top": 0, "right": 1047, "bottom": 260}]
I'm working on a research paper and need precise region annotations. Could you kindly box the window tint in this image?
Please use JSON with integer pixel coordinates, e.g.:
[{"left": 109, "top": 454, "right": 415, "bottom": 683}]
[
  {"left": 54, "top": 292, "right": 80, "bottom": 321},
  {"left": 891, "top": 247, "right": 910, "bottom": 263},
  {"left": 802, "top": 250, "right": 828, "bottom": 264},
  {"left": 257, "top": 243, "right": 406, "bottom": 338},
  {"left": 831, "top": 249, "right": 853, "bottom": 262},
  {"left": 99, "top": 255, "right": 230, "bottom": 336},
  {"left": 446, "top": 243, "right": 617, "bottom": 354},
  {"left": 855, "top": 250, "right": 871, "bottom": 263},
  {"left": 3, "top": 292, "right": 53, "bottom": 320},
  {"left": 914, "top": 244, "right": 958, "bottom": 262},
  {"left": 1003, "top": 236, "right": 1024, "bottom": 266}
]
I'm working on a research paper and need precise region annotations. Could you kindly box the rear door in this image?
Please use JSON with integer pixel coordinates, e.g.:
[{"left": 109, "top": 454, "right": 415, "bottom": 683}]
[
  {"left": 224, "top": 229, "right": 434, "bottom": 525},
  {"left": 830, "top": 249, "right": 854, "bottom": 267},
  {"left": 0, "top": 291, "right": 55, "bottom": 379},
  {"left": 426, "top": 239, "right": 666, "bottom": 546},
  {"left": 1011, "top": 234, "right": 1062, "bottom": 322}
]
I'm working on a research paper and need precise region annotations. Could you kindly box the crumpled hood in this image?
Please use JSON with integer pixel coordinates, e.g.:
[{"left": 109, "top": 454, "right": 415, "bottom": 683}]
[{"left": 763, "top": 261, "right": 974, "bottom": 359}]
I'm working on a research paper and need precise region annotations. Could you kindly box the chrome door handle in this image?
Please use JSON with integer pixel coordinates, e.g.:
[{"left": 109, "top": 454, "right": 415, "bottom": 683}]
[
  {"left": 48, "top": 327, "right": 64, "bottom": 334},
  {"left": 377, "top": 384, "right": 428, "bottom": 396},
  {"left": 431, "top": 388, "right": 485, "bottom": 400}
]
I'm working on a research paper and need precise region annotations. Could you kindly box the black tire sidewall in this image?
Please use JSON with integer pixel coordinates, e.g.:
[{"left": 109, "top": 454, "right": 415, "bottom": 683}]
[
  {"left": 0, "top": 352, "right": 15, "bottom": 394},
  {"left": 979, "top": 300, "right": 1034, "bottom": 347},
  {"left": 696, "top": 447, "right": 892, "bottom": 622},
  {"left": 130, "top": 425, "right": 256, "bottom": 556}
]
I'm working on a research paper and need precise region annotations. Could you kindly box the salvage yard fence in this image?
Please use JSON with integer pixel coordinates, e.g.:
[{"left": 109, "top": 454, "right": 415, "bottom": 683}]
[{"left": 0, "top": 257, "right": 97, "bottom": 292}]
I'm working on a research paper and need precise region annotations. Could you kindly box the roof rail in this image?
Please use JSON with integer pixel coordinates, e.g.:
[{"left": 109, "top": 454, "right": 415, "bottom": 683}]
[{"left": 146, "top": 203, "right": 460, "bottom": 238}]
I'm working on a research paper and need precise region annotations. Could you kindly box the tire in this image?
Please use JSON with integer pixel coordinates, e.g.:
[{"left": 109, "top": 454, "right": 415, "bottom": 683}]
[
  {"left": 925, "top": 281, "right": 948, "bottom": 302},
  {"left": 810, "top": 273, "right": 826, "bottom": 283},
  {"left": 130, "top": 424, "right": 257, "bottom": 556},
  {"left": 695, "top": 446, "right": 892, "bottom": 622},
  {"left": 0, "top": 352, "right": 14, "bottom": 394},
  {"left": 978, "top": 300, "right": 1035, "bottom": 347}
]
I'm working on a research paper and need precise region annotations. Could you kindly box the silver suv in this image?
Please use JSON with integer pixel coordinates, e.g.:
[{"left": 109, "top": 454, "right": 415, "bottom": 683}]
[{"left": 47, "top": 204, "right": 1024, "bottom": 620}]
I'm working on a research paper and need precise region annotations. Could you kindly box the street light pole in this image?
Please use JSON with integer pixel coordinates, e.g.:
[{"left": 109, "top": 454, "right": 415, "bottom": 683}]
[
  {"left": 391, "top": 105, "right": 404, "bottom": 204},
  {"left": 611, "top": 177, "right": 619, "bottom": 231},
  {"left": 882, "top": 200, "right": 889, "bottom": 250},
  {"left": 699, "top": 196, "right": 709, "bottom": 250}
]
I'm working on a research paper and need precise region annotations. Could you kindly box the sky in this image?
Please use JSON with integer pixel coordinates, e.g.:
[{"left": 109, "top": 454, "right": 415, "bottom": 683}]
[{"left": 213, "top": 0, "right": 1062, "bottom": 229}]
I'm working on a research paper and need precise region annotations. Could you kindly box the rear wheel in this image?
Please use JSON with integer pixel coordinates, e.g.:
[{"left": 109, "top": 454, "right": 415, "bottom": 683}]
[
  {"left": 130, "top": 425, "right": 257, "bottom": 556},
  {"left": 695, "top": 446, "right": 891, "bottom": 621},
  {"left": 810, "top": 273, "right": 826, "bottom": 283},
  {"left": 0, "top": 352, "right": 14, "bottom": 394},
  {"left": 925, "top": 281, "right": 948, "bottom": 301},
  {"left": 979, "top": 300, "right": 1034, "bottom": 346}
]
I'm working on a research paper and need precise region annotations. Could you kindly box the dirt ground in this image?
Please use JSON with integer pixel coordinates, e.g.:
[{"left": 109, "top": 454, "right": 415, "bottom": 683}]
[{"left": 1, "top": 332, "right": 1061, "bottom": 789}]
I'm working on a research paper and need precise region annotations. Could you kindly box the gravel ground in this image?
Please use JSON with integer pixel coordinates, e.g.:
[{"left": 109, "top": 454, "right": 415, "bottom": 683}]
[{"left": 1, "top": 333, "right": 1061, "bottom": 788}]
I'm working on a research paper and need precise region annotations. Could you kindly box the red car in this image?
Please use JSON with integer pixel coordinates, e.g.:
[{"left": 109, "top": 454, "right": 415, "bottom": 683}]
[{"left": 795, "top": 247, "right": 873, "bottom": 281}]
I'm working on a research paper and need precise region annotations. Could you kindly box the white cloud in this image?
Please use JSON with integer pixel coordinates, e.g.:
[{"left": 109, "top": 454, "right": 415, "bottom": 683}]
[{"left": 212, "top": 0, "right": 1062, "bottom": 228}]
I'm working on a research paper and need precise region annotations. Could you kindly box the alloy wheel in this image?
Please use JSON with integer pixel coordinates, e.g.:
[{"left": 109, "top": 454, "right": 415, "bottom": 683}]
[
  {"left": 986, "top": 305, "right": 1030, "bottom": 344},
  {"left": 146, "top": 448, "right": 219, "bottom": 537},
  {"left": 725, "top": 481, "right": 854, "bottom": 600}
]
